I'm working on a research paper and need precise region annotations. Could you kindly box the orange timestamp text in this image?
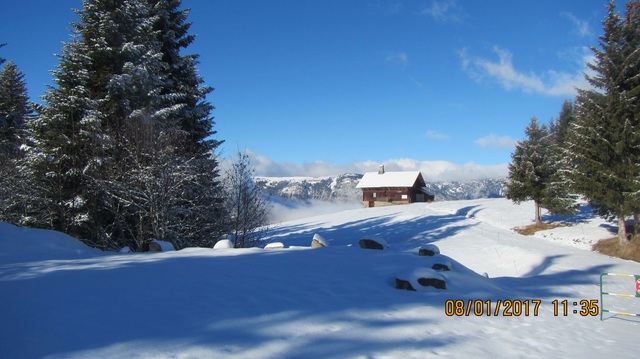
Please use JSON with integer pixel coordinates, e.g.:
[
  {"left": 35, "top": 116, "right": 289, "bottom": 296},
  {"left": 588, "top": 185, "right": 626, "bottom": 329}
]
[{"left": 444, "top": 299, "right": 600, "bottom": 317}]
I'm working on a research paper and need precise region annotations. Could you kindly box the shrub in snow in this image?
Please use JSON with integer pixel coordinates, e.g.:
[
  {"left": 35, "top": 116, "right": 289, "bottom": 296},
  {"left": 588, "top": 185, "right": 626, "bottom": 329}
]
[
  {"left": 358, "top": 238, "right": 386, "bottom": 250},
  {"left": 264, "top": 242, "right": 285, "bottom": 250},
  {"left": 213, "top": 239, "right": 234, "bottom": 249},
  {"left": 311, "top": 234, "right": 329, "bottom": 248}
]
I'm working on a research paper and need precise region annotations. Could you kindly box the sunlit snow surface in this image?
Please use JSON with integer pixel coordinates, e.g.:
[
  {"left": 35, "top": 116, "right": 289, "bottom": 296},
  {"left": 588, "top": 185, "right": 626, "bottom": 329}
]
[{"left": 1, "top": 199, "right": 639, "bottom": 358}]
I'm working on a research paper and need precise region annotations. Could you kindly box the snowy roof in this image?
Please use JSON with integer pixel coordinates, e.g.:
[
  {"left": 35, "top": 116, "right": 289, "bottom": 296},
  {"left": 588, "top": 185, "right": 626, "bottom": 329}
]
[{"left": 356, "top": 171, "right": 423, "bottom": 188}]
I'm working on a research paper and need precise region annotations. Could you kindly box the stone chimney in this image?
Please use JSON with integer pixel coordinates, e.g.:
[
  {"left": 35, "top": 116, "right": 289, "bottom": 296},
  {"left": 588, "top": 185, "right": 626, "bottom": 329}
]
[{"left": 378, "top": 165, "right": 385, "bottom": 175}]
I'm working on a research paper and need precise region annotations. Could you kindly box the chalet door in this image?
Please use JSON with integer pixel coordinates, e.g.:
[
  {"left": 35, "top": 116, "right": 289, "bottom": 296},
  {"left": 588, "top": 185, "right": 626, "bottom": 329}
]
[{"left": 368, "top": 201, "right": 374, "bottom": 208}]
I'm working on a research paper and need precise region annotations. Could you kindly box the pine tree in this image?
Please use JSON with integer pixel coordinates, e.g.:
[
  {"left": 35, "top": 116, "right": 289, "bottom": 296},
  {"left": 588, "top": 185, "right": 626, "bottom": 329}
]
[
  {"left": 0, "top": 43, "right": 6, "bottom": 66},
  {"left": 30, "top": 37, "right": 106, "bottom": 241},
  {"left": 566, "top": 0, "right": 640, "bottom": 246},
  {"left": 506, "top": 117, "right": 573, "bottom": 225},
  {"left": 0, "top": 61, "right": 35, "bottom": 225},
  {"left": 0, "top": 61, "right": 31, "bottom": 153},
  {"left": 31, "top": 0, "right": 225, "bottom": 250},
  {"left": 622, "top": 1, "right": 640, "bottom": 235},
  {"left": 550, "top": 100, "right": 575, "bottom": 147}
]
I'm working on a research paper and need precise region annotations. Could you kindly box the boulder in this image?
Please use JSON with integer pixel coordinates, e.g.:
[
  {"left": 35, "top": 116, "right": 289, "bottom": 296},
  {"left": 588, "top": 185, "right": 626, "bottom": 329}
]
[
  {"left": 358, "top": 239, "right": 384, "bottom": 250},
  {"left": 418, "top": 244, "right": 440, "bottom": 256},
  {"left": 264, "top": 242, "right": 285, "bottom": 250},
  {"left": 147, "top": 242, "right": 162, "bottom": 252},
  {"left": 395, "top": 278, "right": 416, "bottom": 291},
  {"left": 311, "top": 234, "right": 329, "bottom": 248},
  {"left": 417, "top": 277, "right": 446, "bottom": 290},
  {"left": 431, "top": 263, "right": 450, "bottom": 271},
  {"left": 119, "top": 246, "right": 131, "bottom": 253},
  {"left": 213, "top": 239, "right": 234, "bottom": 249}
]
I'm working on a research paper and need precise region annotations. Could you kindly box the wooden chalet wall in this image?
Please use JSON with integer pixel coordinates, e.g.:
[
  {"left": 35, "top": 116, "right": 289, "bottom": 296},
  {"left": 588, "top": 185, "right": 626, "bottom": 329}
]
[{"left": 360, "top": 173, "right": 434, "bottom": 208}]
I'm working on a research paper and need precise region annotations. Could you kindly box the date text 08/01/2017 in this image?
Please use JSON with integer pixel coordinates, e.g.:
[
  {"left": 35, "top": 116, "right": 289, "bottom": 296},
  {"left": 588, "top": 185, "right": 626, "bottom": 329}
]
[{"left": 444, "top": 299, "right": 600, "bottom": 317}]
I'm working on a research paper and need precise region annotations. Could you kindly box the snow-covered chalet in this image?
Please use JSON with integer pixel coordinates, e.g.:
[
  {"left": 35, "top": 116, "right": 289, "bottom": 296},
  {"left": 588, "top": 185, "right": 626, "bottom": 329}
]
[{"left": 356, "top": 165, "right": 434, "bottom": 208}]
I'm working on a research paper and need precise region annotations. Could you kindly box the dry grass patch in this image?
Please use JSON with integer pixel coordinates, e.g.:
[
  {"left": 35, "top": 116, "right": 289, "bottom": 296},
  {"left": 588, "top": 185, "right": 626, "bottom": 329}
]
[
  {"left": 592, "top": 236, "right": 640, "bottom": 263},
  {"left": 513, "top": 223, "right": 563, "bottom": 236}
]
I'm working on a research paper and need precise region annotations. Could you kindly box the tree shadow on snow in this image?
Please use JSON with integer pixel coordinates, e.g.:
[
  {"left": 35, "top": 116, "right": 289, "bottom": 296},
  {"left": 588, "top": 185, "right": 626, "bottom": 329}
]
[
  {"left": 490, "top": 259, "right": 612, "bottom": 300},
  {"left": 265, "top": 209, "right": 478, "bottom": 251},
  {"left": 1, "top": 249, "right": 463, "bottom": 359},
  {"left": 542, "top": 204, "right": 598, "bottom": 224}
]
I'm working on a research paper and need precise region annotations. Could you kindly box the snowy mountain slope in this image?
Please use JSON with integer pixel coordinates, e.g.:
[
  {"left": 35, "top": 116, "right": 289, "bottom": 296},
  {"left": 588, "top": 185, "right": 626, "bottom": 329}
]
[
  {"left": 255, "top": 174, "right": 362, "bottom": 203},
  {"left": 1, "top": 199, "right": 639, "bottom": 358},
  {"left": 423, "top": 178, "right": 506, "bottom": 200},
  {"left": 255, "top": 174, "right": 506, "bottom": 203}
]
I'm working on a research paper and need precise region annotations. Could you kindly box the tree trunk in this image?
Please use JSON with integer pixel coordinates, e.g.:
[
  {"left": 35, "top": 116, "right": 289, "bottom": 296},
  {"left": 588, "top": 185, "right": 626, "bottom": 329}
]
[
  {"left": 534, "top": 201, "right": 543, "bottom": 226},
  {"left": 634, "top": 211, "right": 639, "bottom": 236},
  {"left": 618, "top": 210, "right": 628, "bottom": 247}
]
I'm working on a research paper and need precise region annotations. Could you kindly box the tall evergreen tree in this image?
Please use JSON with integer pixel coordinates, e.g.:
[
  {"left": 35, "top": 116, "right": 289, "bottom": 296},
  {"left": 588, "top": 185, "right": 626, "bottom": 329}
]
[
  {"left": 31, "top": 0, "right": 225, "bottom": 250},
  {"left": 622, "top": 1, "right": 640, "bottom": 235},
  {"left": 566, "top": 0, "right": 640, "bottom": 246},
  {"left": 550, "top": 100, "right": 575, "bottom": 147},
  {"left": 30, "top": 37, "right": 105, "bottom": 239},
  {"left": 0, "top": 61, "right": 35, "bottom": 224},
  {"left": 0, "top": 61, "right": 31, "bottom": 152},
  {"left": 0, "top": 43, "right": 6, "bottom": 66},
  {"left": 506, "top": 117, "right": 573, "bottom": 225}
]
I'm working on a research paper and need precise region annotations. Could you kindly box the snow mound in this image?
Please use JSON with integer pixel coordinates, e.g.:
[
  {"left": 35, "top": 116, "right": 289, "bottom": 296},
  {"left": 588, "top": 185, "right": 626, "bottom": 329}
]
[
  {"left": 213, "top": 239, "right": 234, "bottom": 249},
  {"left": 0, "top": 222, "right": 103, "bottom": 264}
]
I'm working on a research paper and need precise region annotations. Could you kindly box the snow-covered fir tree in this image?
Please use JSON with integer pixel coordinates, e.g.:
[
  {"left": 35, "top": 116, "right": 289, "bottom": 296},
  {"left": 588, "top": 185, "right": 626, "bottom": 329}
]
[
  {"left": 30, "top": 0, "right": 224, "bottom": 250},
  {"left": 565, "top": 0, "right": 640, "bottom": 246},
  {"left": 0, "top": 61, "right": 31, "bottom": 157},
  {"left": 0, "top": 60, "right": 35, "bottom": 225},
  {"left": 506, "top": 117, "right": 574, "bottom": 225}
]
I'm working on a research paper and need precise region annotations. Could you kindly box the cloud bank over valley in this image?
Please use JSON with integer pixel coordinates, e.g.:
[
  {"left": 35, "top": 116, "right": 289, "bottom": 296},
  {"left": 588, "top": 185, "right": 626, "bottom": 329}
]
[{"left": 222, "top": 149, "right": 508, "bottom": 182}]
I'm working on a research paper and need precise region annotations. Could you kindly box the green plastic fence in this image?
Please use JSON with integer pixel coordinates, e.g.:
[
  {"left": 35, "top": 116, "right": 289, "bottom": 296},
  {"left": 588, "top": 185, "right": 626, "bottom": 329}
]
[{"left": 599, "top": 273, "right": 640, "bottom": 320}]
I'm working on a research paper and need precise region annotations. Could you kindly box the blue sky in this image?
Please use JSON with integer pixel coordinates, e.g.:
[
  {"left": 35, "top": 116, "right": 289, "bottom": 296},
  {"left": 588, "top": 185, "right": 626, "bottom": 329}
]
[{"left": 0, "top": 0, "right": 613, "bottom": 179}]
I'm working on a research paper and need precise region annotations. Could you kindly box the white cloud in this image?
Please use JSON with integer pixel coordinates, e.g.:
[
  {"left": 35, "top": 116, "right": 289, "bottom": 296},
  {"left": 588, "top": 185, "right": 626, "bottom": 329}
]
[
  {"left": 474, "top": 134, "right": 518, "bottom": 149},
  {"left": 562, "top": 12, "right": 592, "bottom": 37},
  {"left": 459, "top": 46, "right": 593, "bottom": 97},
  {"left": 386, "top": 51, "right": 409, "bottom": 67},
  {"left": 421, "top": 0, "right": 465, "bottom": 23},
  {"left": 230, "top": 149, "right": 508, "bottom": 182},
  {"left": 425, "top": 130, "right": 449, "bottom": 140}
]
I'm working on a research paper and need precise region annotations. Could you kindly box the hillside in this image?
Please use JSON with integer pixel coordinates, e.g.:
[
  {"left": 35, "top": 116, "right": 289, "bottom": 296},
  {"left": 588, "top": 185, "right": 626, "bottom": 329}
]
[
  {"left": 255, "top": 174, "right": 506, "bottom": 203},
  {"left": 1, "top": 198, "right": 639, "bottom": 358}
]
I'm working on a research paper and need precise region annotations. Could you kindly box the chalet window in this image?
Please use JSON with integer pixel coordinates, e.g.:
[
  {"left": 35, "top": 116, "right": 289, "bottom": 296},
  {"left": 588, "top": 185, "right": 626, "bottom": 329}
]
[
  {"left": 401, "top": 194, "right": 408, "bottom": 200},
  {"left": 371, "top": 192, "right": 377, "bottom": 198}
]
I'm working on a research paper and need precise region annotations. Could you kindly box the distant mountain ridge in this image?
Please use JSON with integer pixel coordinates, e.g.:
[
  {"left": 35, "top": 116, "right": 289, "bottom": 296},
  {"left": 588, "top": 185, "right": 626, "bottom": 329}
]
[{"left": 255, "top": 174, "right": 506, "bottom": 203}]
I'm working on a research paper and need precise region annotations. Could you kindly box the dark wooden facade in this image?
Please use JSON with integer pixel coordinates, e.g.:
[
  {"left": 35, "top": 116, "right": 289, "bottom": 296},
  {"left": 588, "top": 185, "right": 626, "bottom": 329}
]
[{"left": 360, "top": 173, "right": 434, "bottom": 207}]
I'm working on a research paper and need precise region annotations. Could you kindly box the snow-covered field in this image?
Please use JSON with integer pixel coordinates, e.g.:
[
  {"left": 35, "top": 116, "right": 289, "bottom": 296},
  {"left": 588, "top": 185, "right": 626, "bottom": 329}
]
[{"left": 2, "top": 198, "right": 639, "bottom": 358}]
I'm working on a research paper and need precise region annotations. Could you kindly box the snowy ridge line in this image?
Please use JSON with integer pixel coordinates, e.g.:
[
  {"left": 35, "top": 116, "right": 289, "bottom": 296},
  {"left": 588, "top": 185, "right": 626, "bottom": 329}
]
[{"left": 255, "top": 174, "right": 506, "bottom": 204}]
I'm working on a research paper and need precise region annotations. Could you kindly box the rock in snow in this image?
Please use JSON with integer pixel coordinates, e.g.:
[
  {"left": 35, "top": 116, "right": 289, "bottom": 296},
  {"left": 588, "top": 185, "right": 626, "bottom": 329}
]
[
  {"left": 213, "top": 239, "right": 234, "bottom": 249},
  {"left": 311, "top": 233, "right": 329, "bottom": 248}
]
